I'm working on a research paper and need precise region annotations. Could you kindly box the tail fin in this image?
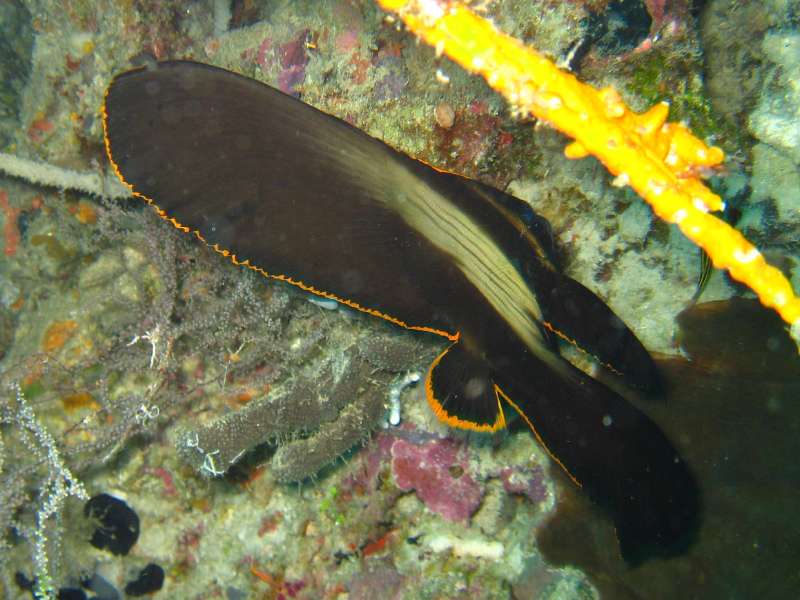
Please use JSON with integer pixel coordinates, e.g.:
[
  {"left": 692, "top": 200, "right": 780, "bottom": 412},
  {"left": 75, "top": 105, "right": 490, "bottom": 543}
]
[{"left": 498, "top": 359, "right": 699, "bottom": 564}]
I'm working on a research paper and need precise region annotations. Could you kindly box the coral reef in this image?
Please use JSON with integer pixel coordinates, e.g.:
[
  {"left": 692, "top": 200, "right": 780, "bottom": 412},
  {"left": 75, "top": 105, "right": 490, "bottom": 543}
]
[
  {"left": 746, "top": 29, "right": 800, "bottom": 239},
  {"left": 0, "top": 0, "right": 797, "bottom": 598}
]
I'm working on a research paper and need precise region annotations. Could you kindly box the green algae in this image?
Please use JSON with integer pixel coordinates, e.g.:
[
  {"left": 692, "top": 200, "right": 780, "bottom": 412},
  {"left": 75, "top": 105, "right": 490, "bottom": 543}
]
[{"left": 623, "top": 46, "right": 740, "bottom": 150}]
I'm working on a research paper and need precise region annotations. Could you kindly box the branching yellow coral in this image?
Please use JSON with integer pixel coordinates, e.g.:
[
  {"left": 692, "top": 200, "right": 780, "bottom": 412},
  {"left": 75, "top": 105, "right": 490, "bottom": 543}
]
[{"left": 376, "top": 0, "right": 800, "bottom": 350}]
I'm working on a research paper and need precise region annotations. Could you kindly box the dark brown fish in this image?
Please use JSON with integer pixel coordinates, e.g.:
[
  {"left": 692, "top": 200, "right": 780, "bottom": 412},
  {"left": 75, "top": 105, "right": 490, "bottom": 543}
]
[{"left": 103, "top": 60, "right": 698, "bottom": 563}]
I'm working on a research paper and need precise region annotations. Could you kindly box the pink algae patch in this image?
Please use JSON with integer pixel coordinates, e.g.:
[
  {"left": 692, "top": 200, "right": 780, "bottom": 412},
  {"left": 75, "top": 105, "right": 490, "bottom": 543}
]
[
  {"left": 391, "top": 437, "right": 482, "bottom": 522},
  {"left": 279, "top": 31, "right": 309, "bottom": 69},
  {"left": 334, "top": 30, "right": 360, "bottom": 54},
  {"left": 256, "top": 37, "right": 273, "bottom": 70},
  {"left": 255, "top": 30, "right": 310, "bottom": 96}
]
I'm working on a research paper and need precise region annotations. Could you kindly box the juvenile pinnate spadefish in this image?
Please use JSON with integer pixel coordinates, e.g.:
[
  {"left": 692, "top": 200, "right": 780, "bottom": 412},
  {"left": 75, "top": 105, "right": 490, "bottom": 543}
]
[{"left": 103, "top": 60, "right": 698, "bottom": 562}]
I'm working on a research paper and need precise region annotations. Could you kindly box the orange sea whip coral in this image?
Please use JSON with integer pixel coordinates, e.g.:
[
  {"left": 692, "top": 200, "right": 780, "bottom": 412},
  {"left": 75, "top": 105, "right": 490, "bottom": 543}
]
[{"left": 376, "top": 0, "right": 800, "bottom": 350}]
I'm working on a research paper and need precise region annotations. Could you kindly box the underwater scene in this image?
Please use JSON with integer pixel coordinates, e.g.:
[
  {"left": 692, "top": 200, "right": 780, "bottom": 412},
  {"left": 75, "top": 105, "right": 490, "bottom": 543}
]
[{"left": 1, "top": 0, "right": 799, "bottom": 598}]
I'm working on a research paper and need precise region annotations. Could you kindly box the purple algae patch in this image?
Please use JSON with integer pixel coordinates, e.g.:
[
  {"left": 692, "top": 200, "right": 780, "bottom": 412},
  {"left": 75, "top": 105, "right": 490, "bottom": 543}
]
[
  {"left": 278, "top": 66, "right": 306, "bottom": 96},
  {"left": 391, "top": 437, "right": 483, "bottom": 522},
  {"left": 277, "top": 31, "right": 309, "bottom": 96},
  {"left": 279, "top": 30, "right": 309, "bottom": 69},
  {"left": 498, "top": 464, "right": 548, "bottom": 504},
  {"left": 254, "top": 30, "right": 310, "bottom": 96},
  {"left": 256, "top": 37, "right": 273, "bottom": 70},
  {"left": 373, "top": 71, "right": 407, "bottom": 102}
]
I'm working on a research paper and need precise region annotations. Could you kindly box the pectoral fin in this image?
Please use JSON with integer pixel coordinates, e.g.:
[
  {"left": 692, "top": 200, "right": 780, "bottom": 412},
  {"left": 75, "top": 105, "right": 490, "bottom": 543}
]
[{"left": 425, "top": 341, "right": 506, "bottom": 432}]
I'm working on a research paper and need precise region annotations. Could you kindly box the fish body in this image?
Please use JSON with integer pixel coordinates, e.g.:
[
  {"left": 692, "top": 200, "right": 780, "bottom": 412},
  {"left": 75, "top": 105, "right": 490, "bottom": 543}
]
[{"left": 103, "top": 60, "right": 697, "bottom": 562}]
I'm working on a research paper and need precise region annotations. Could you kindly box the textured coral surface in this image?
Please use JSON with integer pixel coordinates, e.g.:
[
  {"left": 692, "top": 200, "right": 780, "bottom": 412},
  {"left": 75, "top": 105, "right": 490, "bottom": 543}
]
[{"left": 1, "top": 1, "right": 798, "bottom": 599}]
